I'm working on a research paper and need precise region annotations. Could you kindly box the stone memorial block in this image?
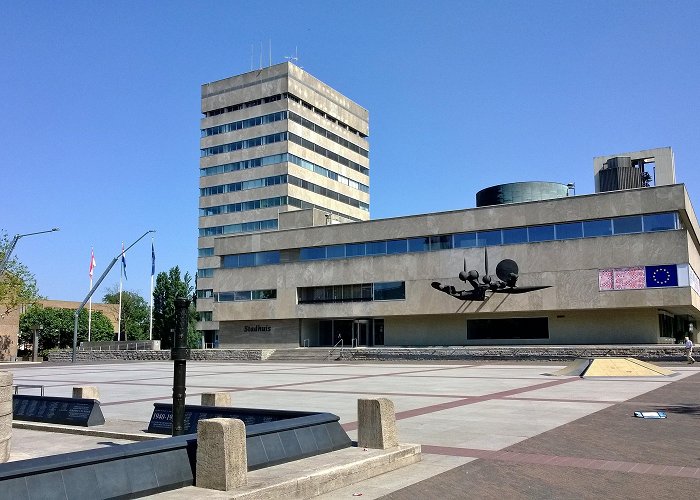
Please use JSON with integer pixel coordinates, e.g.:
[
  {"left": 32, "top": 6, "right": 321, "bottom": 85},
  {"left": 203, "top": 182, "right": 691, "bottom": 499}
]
[
  {"left": 358, "top": 398, "right": 398, "bottom": 449},
  {"left": 72, "top": 386, "right": 100, "bottom": 401},
  {"left": 201, "top": 392, "right": 231, "bottom": 407},
  {"left": 196, "top": 418, "right": 247, "bottom": 490}
]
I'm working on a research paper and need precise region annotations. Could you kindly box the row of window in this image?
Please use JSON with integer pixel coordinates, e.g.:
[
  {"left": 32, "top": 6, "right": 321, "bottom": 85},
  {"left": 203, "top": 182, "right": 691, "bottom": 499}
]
[
  {"left": 201, "top": 132, "right": 287, "bottom": 157},
  {"left": 203, "top": 93, "right": 283, "bottom": 117},
  {"left": 218, "top": 289, "right": 277, "bottom": 302},
  {"left": 298, "top": 281, "right": 406, "bottom": 304},
  {"left": 288, "top": 132, "right": 369, "bottom": 176},
  {"left": 200, "top": 152, "right": 369, "bottom": 194},
  {"left": 200, "top": 174, "right": 369, "bottom": 212},
  {"left": 288, "top": 111, "right": 368, "bottom": 158},
  {"left": 199, "top": 218, "right": 278, "bottom": 237},
  {"left": 198, "top": 247, "right": 214, "bottom": 257},
  {"left": 217, "top": 212, "right": 679, "bottom": 268},
  {"left": 201, "top": 111, "right": 286, "bottom": 137},
  {"left": 200, "top": 195, "right": 289, "bottom": 216},
  {"left": 200, "top": 174, "right": 286, "bottom": 197},
  {"left": 204, "top": 92, "right": 366, "bottom": 138}
]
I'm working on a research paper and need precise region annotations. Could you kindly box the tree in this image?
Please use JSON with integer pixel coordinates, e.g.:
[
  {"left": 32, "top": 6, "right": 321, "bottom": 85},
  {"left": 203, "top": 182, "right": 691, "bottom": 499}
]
[
  {"left": 153, "top": 266, "right": 198, "bottom": 349},
  {"left": 0, "top": 231, "right": 40, "bottom": 319},
  {"left": 103, "top": 286, "right": 150, "bottom": 341},
  {"left": 19, "top": 304, "right": 114, "bottom": 354}
]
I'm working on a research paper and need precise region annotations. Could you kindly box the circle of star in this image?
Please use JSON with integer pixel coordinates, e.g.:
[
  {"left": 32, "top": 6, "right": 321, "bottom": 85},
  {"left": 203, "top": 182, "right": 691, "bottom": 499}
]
[{"left": 652, "top": 268, "right": 671, "bottom": 285}]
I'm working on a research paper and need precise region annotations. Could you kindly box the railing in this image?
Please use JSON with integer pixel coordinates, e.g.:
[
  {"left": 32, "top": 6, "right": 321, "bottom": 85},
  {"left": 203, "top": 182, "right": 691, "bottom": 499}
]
[
  {"left": 13, "top": 384, "right": 45, "bottom": 396},
  {"left": 327, "top": 338, "right": 344, "bottom": 360},
  {"left": 302, "top": 339, "right": 310, "bottom": 347},
  {"left": 79, "top": 341, "right": 160, "bottom": 351}
]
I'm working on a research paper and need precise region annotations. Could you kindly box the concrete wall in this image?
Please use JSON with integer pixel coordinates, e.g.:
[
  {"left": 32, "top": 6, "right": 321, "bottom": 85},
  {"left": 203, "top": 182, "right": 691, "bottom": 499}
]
[{"left": 218, "top": 319, "right": 299, "bottom": 347}]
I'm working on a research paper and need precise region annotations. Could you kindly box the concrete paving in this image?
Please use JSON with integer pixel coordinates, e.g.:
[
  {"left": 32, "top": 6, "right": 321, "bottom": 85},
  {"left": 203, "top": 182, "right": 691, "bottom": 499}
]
[{"left": 4, "top": 359, "right": 698, "bottom": 498}]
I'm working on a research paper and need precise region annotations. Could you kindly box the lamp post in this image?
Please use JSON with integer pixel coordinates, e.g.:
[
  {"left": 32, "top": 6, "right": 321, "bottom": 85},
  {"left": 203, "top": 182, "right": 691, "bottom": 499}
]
[
  {"left": 0, "top": 228, "right": 60, "bottom": 276},
  {"left": 32, "top": 324, "right": 43, "bottom": 363}
]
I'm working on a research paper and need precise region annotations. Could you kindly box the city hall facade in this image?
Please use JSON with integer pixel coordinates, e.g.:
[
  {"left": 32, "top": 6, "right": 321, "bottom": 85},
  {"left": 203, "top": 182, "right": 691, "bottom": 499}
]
[{"left": 196, "top": 63, "right": 700, "bottom": 347}]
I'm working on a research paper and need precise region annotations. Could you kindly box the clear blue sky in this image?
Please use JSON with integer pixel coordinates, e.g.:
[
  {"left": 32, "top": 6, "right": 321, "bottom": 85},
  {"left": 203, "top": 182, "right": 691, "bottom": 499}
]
[{"left": 2, "top": 0, "right": 699, "bottom": 302}]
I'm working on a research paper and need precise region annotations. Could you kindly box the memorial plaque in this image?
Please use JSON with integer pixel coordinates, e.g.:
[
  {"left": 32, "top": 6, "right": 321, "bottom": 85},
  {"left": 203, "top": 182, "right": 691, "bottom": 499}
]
[{"left": 12, "top": 395, "right": 105, "bottom": 427}]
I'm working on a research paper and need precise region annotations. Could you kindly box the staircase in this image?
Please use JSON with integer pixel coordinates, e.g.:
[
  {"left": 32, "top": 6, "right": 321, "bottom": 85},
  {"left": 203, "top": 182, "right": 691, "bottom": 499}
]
[{"left": 267, "top": 348, "right": 349, "bottom": 362}]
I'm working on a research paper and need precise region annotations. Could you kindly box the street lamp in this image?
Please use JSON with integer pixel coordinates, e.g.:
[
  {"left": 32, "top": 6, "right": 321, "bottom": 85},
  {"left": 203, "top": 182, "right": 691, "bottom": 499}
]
[{"left": 0, "top": 227, "right": 60, "bottom": 275}]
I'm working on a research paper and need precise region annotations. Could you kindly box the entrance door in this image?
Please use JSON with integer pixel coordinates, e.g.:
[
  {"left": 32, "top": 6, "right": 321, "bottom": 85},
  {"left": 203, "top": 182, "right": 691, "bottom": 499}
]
[{"left": 353, "top": 320, "right": 370, "bottom": 347}]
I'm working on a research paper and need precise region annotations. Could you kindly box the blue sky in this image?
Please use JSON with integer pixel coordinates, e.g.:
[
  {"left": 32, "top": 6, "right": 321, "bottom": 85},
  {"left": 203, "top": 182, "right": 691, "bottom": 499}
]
[{"left": 2, "top": 0, "right": 699, "bottom": 302}]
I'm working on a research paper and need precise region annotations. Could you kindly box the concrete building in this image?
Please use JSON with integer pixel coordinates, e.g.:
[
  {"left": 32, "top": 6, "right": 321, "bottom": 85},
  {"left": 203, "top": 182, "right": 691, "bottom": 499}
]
[
  {"left": 195, "top": 65, "right": 698, "bottom": 347},
  {"left": 198, "top": 63, "right": 370, "bottom": 345}
]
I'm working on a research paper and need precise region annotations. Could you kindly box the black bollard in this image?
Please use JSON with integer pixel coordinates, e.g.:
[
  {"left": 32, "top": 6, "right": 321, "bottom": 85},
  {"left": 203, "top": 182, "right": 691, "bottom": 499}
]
[{"left": 171, "top": 297, "right": 191, "bottom": 436}]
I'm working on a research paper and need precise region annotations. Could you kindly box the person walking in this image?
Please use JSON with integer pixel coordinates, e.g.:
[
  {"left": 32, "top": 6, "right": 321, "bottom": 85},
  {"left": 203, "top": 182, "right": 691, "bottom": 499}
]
[{"left": 684, "top": 336, "right": 695, "bottom": 364}]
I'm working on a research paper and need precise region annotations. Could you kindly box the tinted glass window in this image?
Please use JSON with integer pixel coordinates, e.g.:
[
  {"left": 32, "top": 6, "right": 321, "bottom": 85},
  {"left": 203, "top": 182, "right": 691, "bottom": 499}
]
[
  {"left": 407, "top": 237, "right": 429, "bottom": 252},
  {"left": 386, "top": 239, "right": 408, "bottom": 254},
  {"left": 613, "top": 216, "right": 643, "bottom": 234},
  {"left": 366, "top": 241, "right": 387, "bottom": 255},
  {"left": 326, "top": 245, "right": 345, "bottom": 259},
  {"left": 218, "top": 292, "right": 235, "bottom": 302},
  {"left": 528, "top": 225, "right": 555, "bottom": 242},
  {"left": 345, "top": 243, "right": 366, "bottom": 257},
  {"left": 643, "top": 213, "right": 677, "bottom": 232},
  {"left": 476, "top": 230, "right": 501, "bottom": 246},
  {"left": 454, "top": 232, "right": 477, "bottom": 248},
  {"left": 238, "top": 253, "right": 255, "bottom": 267},
  {"left": 430, "top": 235, "right": 452, "bottom": 251},
  {"left": 374, "top": 281, "right": 406, "bottom": 300},
  {"left": 502, "top": 227, "right": 528, "bottom": 245},
  {"left": 222, "top": 255, "right": 238, "bottom": 268},
  {"left": 234, "top": 290, "right": 252, "bottom": 301},
  {"left": 300, "top": 247, "right": 326, "bottom": 260},
  {"left": 555, "top": 222, "right": 583, "bottom": 240},
  {"left": 255, "top": 251, "right": 280, "bottom": 266}
]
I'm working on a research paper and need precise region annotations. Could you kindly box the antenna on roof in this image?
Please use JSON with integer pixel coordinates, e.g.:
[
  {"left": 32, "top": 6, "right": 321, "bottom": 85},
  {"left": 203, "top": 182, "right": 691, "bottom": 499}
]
[
  {"left": 269, "top": 39, "right": 272, "bottom": 67},
  {"left": 259, "top": 41, "right": 263, "bottom": 69},
  {"left": 285, "top": 47, "right": 300, "bottom": 67}
]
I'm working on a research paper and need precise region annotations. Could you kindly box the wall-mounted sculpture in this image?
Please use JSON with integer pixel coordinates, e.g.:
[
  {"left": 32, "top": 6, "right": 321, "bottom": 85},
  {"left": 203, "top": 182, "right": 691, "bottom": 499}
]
[{"left": 431, "top": 249, "right": 550, "bottom": 301}]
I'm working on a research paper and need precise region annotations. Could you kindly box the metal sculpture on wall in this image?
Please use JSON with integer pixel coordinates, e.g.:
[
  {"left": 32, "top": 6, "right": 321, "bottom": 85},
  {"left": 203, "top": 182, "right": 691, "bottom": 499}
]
[{"left": 431, "top": 249, "right": 551, "bottom": 301}]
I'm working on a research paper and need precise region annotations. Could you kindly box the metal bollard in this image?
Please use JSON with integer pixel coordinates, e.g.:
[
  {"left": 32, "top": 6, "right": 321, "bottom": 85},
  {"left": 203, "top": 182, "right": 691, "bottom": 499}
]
[{"left": 171, "top": 297, "right": 191, "bottom": 436}]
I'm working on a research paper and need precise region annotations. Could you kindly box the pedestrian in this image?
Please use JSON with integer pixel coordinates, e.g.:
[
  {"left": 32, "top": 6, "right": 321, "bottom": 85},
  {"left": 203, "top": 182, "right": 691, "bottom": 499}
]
[{"left": 684, "top": 336, "right": 695, "bottom": 364}]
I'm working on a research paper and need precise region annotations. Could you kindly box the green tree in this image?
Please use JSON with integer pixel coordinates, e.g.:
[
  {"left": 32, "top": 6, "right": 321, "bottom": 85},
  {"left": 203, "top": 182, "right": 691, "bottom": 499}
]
[
  {"left": 103, "top": 286, "right": 149, "bottom": 341},
  {"left": 0, "top": 231, "right": 40, "bottom": 319},
  {"left": 19, "top": 304, "right": 114, "bottom": 354},
  {"left": 153, "top": 266, "right": 198, "bottom": 349}
]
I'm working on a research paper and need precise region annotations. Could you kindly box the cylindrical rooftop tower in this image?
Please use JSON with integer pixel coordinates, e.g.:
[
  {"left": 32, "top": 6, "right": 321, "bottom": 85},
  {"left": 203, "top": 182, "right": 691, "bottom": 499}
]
[{"left": 476, "top": 181, "right": 569, "bottom": 207}]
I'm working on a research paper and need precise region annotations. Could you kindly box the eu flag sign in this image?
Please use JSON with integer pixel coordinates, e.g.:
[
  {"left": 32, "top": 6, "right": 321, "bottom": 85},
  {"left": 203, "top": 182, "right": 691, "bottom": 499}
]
[{"left": 645, "top": 265, "right": 678, "bottom": 288}]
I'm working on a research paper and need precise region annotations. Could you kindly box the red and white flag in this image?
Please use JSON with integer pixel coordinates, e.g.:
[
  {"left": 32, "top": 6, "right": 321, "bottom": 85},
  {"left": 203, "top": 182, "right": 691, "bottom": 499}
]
[{"left": 89, "top": 248, "right": 96, "bottom": 279}]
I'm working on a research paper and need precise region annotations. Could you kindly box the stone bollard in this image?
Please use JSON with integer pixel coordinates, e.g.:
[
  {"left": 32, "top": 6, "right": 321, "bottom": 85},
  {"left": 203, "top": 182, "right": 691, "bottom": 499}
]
[
  {"left": 0, "top": 371, "right": 12, "bottom": 463},
  {"left": 196, "top": 418, "right": 247, "bottom": 490},
  {"left": 201, "top": 392, "right": 231, "bottom": 407},
  {"left": 72, "top": 386, "right": 100, "bottom": 401},
  {"left": 358, "top": 398, "right": 398, "bottom": 450}
]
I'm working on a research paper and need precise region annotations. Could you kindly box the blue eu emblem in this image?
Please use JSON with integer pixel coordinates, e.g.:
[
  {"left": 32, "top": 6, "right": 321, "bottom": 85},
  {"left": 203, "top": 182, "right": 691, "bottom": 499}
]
[{"left": 645, "top": 265, "right": 678, "bottom": 288}]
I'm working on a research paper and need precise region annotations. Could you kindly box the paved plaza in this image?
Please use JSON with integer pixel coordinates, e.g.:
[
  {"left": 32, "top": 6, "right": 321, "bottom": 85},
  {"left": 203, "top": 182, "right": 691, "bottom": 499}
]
[{"left": 5, "top": 360, "right": 700, "bottom": 498}]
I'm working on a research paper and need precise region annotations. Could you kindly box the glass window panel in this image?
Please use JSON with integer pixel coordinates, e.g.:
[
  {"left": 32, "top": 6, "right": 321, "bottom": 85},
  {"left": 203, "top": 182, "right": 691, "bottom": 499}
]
[
  {"left": 582, "top": 219, "right": 612, "bottom": 237},
  {"left": 528, "top": 225, "right": 555, "bottom": 242},
  {"left": 300, "top": 247, "right": 326, "bottom": 260},
  {"left": 255, "top": 251, "right": 280, "bottom": 266},
  {"left": 476, "top": 230, "right": 502, "bottom": 246},
  {"left": 345, "top": 243, "right": 366, "bottom": 257},
  {"left": 234, "top": 291, "right": 252, "bottom": 301},
  {"left": 238, "top": 253, "right": 255, "bottom": 267},
  {"left": 613, "top": 216, "right": 643, "bottom": 234},
  {"left": 386, "top": 239, "right": 408, "bottom": 254},
  {"left": 454, "top": 232, "right": 477, "bottom": 248},
  {"left": 430, "top": 235, "right": 452, "bottom": 251},
  {"left": 502, "top": 228, "right": 528, "bottom": 245},
  {"left": 643, "top": 212, "right": 677, "bottom": 232},
  {"left": 221, "top": 255, "right": 238, "bottom": 268},
  {"left": 218, "top": 292, "right": 235, "bottom": 302},
  {"left": 366, "top": 241, "right": 387, "bottom": 255},
  {"left": 373, "top": 281, "right": 406, "bottom": 300},
  {"left": 252, "top": 289, "right": 276, "bottom": 300},
  {"left": 555, "top": 222, "right": 583, "bottom": 240},
  {"left": 326, "top": 245, "right": 346, "bottom": 259},
  {"left": 407, "top": 237, "right": 429, "bottom": 252},
  {"left": 361, "top": 283, "right": 373, "bottom": 300}
]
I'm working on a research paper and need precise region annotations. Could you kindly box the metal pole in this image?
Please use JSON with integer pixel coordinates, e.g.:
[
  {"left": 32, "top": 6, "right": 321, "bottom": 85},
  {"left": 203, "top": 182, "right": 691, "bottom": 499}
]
[
  {"left": 171, "top": 297, "right": 190, "bottom": 436},
  {"left": 0, "top": 228, "right": 59, "bottom": 276},
  {"left": 72, "top": 230, "right": 155, "bottom": 363}
]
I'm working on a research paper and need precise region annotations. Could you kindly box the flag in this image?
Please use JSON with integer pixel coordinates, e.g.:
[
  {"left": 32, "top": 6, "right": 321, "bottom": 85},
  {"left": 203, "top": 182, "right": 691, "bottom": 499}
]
[
  {"left": 121, "top": 243, "right": 128, "bottom": 280},
  {"left": 645, "top": 264, "right": 678, "bottom": 288},
  {"left": 89, "top": 248, "right": 96, "bottom": 278},
  {"left": 151, "top": 242, "right": 155, "bottom": 276}
]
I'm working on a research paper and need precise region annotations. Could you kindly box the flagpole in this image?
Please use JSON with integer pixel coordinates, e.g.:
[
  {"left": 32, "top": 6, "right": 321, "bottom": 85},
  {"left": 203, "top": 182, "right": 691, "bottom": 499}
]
[
  {"left": 149, "top": 239, "right": 154, "bottom": 340},
  {"left": 88, "top": 247, "right": 95, "bottom": 342},
  {"left": 118, "top": 242, "right": 124, "bottom": 342}
]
